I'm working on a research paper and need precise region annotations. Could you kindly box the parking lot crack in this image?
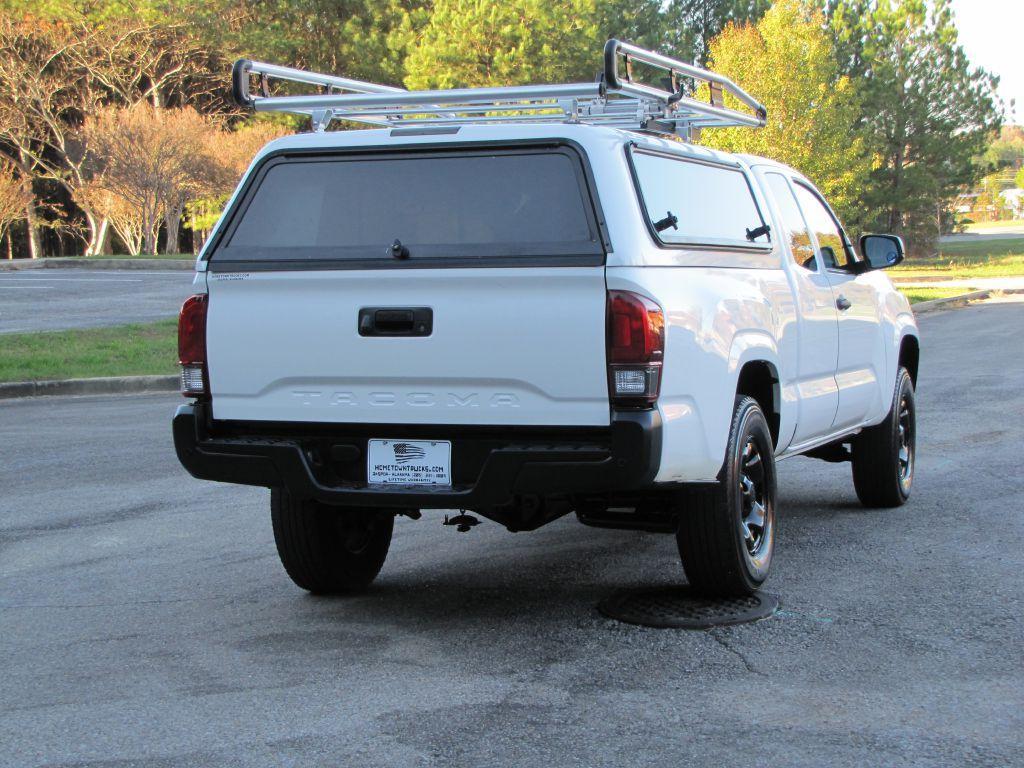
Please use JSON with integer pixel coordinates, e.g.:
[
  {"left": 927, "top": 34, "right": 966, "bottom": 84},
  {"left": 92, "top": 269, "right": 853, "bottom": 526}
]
[{"left": 709, "top": 629, "right": 764, "bottom": 676}]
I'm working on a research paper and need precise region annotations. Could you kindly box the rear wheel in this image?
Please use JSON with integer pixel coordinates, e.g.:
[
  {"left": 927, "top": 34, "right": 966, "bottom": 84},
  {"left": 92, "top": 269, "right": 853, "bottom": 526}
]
[
  {"left": 675, "top": 396, "right": 777, "bottom": 596},
  {"left": 271, "top": 489, "right": 394, "bottom": 594},
  {"left": 851, "top": 367, "right": 916, "bottom": 508}
]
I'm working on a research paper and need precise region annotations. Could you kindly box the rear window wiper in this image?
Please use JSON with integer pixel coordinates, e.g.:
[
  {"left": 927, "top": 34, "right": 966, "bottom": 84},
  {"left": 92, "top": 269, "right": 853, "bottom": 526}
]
[{"left": 390, "top": 239, "right": 411, "bottom": 259}]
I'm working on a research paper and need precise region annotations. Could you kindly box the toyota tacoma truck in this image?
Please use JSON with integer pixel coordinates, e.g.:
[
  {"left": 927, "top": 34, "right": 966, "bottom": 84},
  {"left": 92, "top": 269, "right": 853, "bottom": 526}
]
[{"left": 173, "top": 41, "right": 919, "bottom": 597}]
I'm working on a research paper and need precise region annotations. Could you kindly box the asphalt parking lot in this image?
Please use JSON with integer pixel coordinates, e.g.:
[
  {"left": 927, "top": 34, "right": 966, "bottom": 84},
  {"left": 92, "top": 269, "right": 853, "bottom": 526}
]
[
  {"left": 0, "top": 269, "right": 197, "bottom": 334},
  {"left": 2, "top": 300, "right": 1022, "bottom": 767}
]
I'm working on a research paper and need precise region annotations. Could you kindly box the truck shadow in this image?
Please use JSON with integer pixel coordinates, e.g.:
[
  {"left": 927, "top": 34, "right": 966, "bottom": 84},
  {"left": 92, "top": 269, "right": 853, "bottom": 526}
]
[{"left": 270, "top": 526, "right": 681, "bottom": 629}]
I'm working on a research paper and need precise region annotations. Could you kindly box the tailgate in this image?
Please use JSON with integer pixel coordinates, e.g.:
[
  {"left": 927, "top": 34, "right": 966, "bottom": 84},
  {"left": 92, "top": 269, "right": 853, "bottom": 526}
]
[{"left": 206, "top": 267, "right": 609, "bottom": 426}]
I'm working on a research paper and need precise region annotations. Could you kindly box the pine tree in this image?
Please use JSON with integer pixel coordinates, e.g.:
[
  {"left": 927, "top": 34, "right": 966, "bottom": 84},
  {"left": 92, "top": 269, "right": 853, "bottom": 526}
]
[
  {"left": 829, "top": 0, "right": 1001, "bottom": 253},
  {"left": 403, "top": 0, "right": 690, "bottom": 90}
]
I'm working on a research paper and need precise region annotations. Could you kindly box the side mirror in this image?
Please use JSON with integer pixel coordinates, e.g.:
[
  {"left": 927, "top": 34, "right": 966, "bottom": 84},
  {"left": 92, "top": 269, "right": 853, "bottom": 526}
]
[{"left": 859, "top": 234, "right": 905, "bottom": 270}]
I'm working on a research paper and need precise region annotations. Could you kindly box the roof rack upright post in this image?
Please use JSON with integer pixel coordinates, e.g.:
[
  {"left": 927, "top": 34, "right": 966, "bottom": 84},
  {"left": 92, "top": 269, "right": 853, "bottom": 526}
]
[{"left": 602, "top": 39, "right": 767, "bottom": 126}]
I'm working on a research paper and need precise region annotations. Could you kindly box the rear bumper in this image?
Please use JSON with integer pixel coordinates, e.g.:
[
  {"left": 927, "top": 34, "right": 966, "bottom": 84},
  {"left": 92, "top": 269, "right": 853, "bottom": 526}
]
[{"left": 172, "top": 403, "right": 661, "bottom": 511}]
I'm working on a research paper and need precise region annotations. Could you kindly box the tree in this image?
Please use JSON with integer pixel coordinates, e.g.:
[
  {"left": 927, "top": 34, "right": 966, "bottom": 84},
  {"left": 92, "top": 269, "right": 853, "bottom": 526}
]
[
  {"left": 82, "top": 108, "right": 287, "bottom": 256},
  {"left": 982, "top": 125, "right": 1024, "bottom": 172},
  {"left": 829, "top": 0, "right": 1002, "bottom": 253},
  {"left": 0, "top": 158, "right": 32, "bottom": 259},
  {"left": 405, "top": 0, "right": 592, "bottom": 89},
  {"left": 181, "top": 0, "right": 427, "bottom": 89},
  {"left": 969, "top": 172, "right": 1012, "bottom": 223},
  {"left": 672, "top": 0, "right": 771, "bottom": 65},
  {"left": 76, "top": 181, "right": 146, "bottom": 255},
  {"left": 697, "top": 0, "right": 872, "bottom": 229},
  {"left": 188, "top": 120, "right": 291, "bottom": 253},
  {"left": 403, "top": 0, "right": 687, "bottom": 90},
  {"left": 0, "top": 11, "right": 226, "bottom": 258},
  {"left": 83, "top": 105, "right": 218, "bottom": 254},
  {"left": 0, "top": 16, "right": 89, "bottom": 258},
  {"left": 93, "top": 17, "right": 227, "bottom": 113}
]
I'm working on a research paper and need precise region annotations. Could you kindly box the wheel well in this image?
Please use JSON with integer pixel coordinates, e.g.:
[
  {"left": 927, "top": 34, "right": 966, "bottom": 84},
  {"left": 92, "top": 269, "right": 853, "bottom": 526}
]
[
  {"left": 736, "top": 361, "right": 780, "bottom": 446},
  {"left": 899, "top": 335, "right": 920, "bottom": 387}
]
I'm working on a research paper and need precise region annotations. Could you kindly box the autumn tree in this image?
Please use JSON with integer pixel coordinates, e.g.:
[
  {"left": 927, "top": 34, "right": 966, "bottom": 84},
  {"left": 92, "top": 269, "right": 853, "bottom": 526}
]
[
  {"left": 0, "top": 159, "right": 32, "bottom": 259},
  {"left": 188, "top": 120, "right": 290, "bottom": 253},
  {"left": 3, "top": 0, "right": 226, "bottom": 109},
  {"left": 76, "top": 181, "right": 146, "bottom": 254},
  {"left": 83, "top": 105, "right": 219, "bottom": 254},
  {"left": 697, "top": 0, "right": 872, "bottom": 229},
  {"left": 829, "top": 0, "right": 1001, "bottom": 252},
  {"left": 0, "top": 7, "right": 227, "bottom": 258},
  {"left": 0, "top": 16, "right": 92, "bottom": 258}
]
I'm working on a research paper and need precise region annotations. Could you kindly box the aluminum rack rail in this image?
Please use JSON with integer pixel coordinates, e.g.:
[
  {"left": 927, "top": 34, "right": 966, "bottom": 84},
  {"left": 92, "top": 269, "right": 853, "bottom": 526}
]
[{"left": 232, "top": 39, "right": 767, "bottom": 139}]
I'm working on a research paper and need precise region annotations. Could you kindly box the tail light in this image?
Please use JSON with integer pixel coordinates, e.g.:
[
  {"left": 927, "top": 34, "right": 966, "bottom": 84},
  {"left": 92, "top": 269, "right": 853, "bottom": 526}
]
[
  {"left": 178, "top": 294, "right": 208, "bottom": 397},
  {"left": 607, "top": 290, "right": 664, "bottom": 407}
]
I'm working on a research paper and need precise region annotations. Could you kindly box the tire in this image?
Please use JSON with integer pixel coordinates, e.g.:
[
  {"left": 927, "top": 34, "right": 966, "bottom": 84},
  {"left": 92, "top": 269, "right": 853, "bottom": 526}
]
[
  {"left": 851, "top": 366, "right": 916, "bottom": 508},
  {"left": 675, "top": 396, "right": 777, "bottom": 597},
  {"left": 270, "top": 489, "right": 394, "bottom": 594}
]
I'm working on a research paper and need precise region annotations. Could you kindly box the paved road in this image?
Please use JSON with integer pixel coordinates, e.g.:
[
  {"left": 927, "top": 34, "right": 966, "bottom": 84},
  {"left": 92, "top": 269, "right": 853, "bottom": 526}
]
[
  {"left": 2, "top": 301, "right": 1023, "bottom": 767},
  {"left": 0, "top": 269, "right": 197, "bottom": 334},
  {"left": 939, "top": 226, "right": 1024, "bottom": 243}
]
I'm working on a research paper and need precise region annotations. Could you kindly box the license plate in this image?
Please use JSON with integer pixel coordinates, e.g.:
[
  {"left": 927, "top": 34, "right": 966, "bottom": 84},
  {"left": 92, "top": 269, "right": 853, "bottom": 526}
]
[{"left": 367, "top": 439, "right": 452, "bottom": 486}]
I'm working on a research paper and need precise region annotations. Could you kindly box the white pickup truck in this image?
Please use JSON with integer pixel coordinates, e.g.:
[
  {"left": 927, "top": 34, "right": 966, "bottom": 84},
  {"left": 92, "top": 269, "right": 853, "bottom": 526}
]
[{"left": 173, "top": 41, "right": 919, "bottom": 597}]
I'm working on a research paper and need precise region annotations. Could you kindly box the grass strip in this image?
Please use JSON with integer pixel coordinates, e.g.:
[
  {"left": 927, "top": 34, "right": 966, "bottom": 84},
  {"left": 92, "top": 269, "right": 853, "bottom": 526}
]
[
  {"left": 0, "top": 319, "right": 177, "bottom": 383},
  {"left": 892, "top": 237, "right": 1024, "bottom": 279},
  {"left": 898, "top": 287, "right": 977, "bottom": 305}
]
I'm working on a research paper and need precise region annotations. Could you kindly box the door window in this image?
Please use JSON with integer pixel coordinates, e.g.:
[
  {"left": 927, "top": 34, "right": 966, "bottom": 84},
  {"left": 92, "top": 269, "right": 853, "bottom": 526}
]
[
  {"left": 765, "top": 173, "right": 817, "bottom": 271},
  {"left": 792, "top": 183, "right": 852, "bottom": 269}
]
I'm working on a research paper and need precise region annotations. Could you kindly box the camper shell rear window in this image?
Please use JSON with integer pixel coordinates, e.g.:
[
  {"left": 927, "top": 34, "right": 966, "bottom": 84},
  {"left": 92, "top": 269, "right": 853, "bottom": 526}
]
[{"left": 206, "top": 144, "right": 606, "bottom": 271}]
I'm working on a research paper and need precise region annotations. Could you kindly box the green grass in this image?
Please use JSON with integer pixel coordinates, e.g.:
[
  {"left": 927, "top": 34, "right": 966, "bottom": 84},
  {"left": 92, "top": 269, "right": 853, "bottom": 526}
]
[
  {"left": 0, "top": 319, "right": 178, "bottom": 383},
  {"left": 963, "top": 219, "right": 1024, "bottom": 232},
  {"left": 897, "top": 286, "right": 976, "bottom": 305},
  {"left": 892, "top": 237, "right": 1024, "bottom": 280}
]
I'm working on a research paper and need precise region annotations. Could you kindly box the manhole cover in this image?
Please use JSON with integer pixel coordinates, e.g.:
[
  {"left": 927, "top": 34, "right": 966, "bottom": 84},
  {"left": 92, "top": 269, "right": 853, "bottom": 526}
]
[{"left": 598, "top": 587, "right": 779, "bottom": 629}]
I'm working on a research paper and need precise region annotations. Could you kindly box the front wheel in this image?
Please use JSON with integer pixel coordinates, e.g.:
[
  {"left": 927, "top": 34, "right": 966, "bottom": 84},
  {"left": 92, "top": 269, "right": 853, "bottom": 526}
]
[
  {"left": 675, "top": 396, "right": 778, "bottom": 596},
  {"left": 271, "top": 489, "right": 394, "bottom": 594},
  {"left": 851, "top": 367, "right": 916, "bottom": 508}
]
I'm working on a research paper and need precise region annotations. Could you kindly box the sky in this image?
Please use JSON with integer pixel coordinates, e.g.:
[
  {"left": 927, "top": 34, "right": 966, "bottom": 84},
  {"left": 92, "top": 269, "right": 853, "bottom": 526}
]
[{"left": 948, "top": 0, "right": 1023, "bottom": 124}]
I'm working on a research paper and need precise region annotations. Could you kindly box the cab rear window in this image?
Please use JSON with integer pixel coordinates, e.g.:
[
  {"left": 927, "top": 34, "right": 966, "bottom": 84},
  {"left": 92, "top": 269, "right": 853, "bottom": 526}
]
[
  {"left": 629, "top": 148, "right": 770, "bottom": 250},
  {"left": 209, "top": 147, "right": 604, "bottom": 269}
]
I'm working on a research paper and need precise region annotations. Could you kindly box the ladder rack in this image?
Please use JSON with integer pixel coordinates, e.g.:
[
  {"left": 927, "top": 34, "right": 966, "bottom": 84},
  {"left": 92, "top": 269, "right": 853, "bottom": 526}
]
[{"left": 232, "top": 39, "right": 767, "bottom": 139}]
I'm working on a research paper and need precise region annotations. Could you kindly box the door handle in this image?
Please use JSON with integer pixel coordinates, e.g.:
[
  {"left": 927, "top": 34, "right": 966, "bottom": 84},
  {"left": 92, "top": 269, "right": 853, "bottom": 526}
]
[
  {"left": 358, "top": 307, "right": 433, "bottom": 337},
  {"left": 836, "top": 295, "right": 851, "bottom": 311}
]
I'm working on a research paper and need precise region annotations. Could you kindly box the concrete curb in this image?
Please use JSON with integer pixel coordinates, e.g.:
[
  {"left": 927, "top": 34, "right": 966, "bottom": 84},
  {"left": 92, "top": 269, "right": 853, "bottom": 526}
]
[
  {"left": 912, "top": 289, "right": 991, "bottom": 313},
  {"left": 0, "top": 374, "right": 178, "bottom": 400},
  {"left": 0, "top": 258, "right": 194, "bottom": 271},
  {"left": 912, "top": 288, "right": 1024, "bottom": 313}
]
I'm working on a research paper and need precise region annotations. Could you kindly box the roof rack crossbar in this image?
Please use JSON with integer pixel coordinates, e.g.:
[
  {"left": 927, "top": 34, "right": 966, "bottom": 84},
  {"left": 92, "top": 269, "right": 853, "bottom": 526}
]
[
  {"left": 248, "top": 82, "right": 605, "bottom": 113},
  {"left": 232, "top": 39, "right": 766, "bottom": 139}
]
